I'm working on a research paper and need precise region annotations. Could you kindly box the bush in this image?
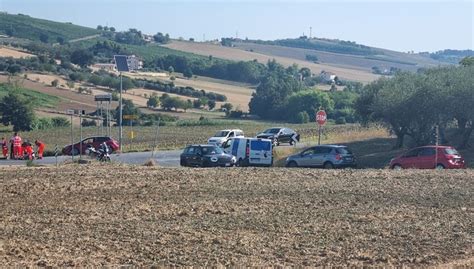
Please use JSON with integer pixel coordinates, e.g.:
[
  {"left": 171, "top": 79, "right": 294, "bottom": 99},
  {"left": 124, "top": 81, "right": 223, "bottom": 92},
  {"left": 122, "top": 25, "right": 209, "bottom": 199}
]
[
  {"left": 228, "top": 110, "right": 243, "bottom": 118},
  {"left": 31, "top": 118, "right": 53, "bottom": 130},
  {"left": 51, "top": 117, "right": 70, "bottom": 127},
  {"left": 81, "top": 119, "right": 97, "bottom": 127},
  {"left": 294, "top": 111, "right": 310, "bottom": 123},
  {"left": 335, "top": 117, "right": 346, "bottom": 124}
]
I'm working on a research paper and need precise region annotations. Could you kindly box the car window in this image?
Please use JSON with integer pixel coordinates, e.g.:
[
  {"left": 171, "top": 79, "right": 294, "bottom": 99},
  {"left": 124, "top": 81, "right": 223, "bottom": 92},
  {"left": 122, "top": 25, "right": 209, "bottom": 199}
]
[
  {"left": 184, "top": 147, "right": 195, "bottom": 154},
  {"left": 214, "top": 131, "right": 229, "bottom": 137},
  {"left": 250, "top": 140, "right": 271, "bottom": 151},
  {"left": 285, "top": 128, "right": 294, "bottom": 135},
  {"left": 444, "top": 148, "right": 459, "bottom": 155},
  {"left": 264, "top": 128, "right": 281, "bottom": 134},
  {"left": 313, "top": 147, "right": 331, "bottom": 154},
  {"left": 336, "top": 147, "right": 353, "bottom": 154},
  {"left": 301, "top": 148, "right": 316, "bottom": 156},
  {"left": 201, "top": 146, "right": 223, "bottom": 155},
  {"left": 404, "top": 149, "right": 420, "bottom": 157},
  {"left": 228, "top": 132, "right": 235, "bottom": 137},
  {"left": 236, "top": 131, "right": 243, "bottom": 136},
  {"left": 419, "top": 148, "right": 436, "bottom": 156},
  {"left": 194, "top": 147, "right": 201, "bottom": 155},
  {"left": 94, "top": 137, "right": 108, "bottom": 143},
  {"left": 222, "top": 139, "right": 232, "bottom": 148}
]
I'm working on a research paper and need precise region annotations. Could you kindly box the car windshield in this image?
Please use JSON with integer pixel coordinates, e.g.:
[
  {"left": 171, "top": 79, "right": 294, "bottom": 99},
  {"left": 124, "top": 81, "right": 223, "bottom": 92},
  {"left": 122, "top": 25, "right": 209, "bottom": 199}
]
[
  {"left": 264, "top": 128, "right": 281, "bottom": 134},
  {"left": 213, "top": 131, "right": 229, "bottom": 137},
  {"left": 202, "top": 146, "right": 223, "bottom": 155},
  {"left": 336, "top": 147, "right": 353, "bottom": 155},
  {"left": 444, "top": 148, "right": 459, "bottom": 155}
]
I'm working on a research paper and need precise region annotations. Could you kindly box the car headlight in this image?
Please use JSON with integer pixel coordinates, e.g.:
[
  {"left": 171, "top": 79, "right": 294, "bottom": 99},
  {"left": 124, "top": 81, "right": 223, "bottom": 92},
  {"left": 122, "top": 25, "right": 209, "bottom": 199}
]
[{"left": 231, "top": 156, "right": 236, "bottom": 163}]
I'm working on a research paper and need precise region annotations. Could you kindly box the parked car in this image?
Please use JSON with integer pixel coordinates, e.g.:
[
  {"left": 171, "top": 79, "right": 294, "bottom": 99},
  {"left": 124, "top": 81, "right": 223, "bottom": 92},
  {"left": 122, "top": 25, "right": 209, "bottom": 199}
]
[
  {"left": 256, "top": 127, "right": 300, "bottom": 146},
  {"left": 62, "top": 136, "right": 119, "bottom": 155},
  {"left": 222, "top": 137, "right": 273, "bottom": 167},
  {"left": 207, "top": 129, "right": 244, "bottom": 146},
  {"left": 389, "top": 146, "right": 466, "bottom": 170},
  {"left": 180, "top": 144, "right": 236, "bottom": 167},
  {"left": 286, "top": 145, "right": 356, "bottom": 169}
]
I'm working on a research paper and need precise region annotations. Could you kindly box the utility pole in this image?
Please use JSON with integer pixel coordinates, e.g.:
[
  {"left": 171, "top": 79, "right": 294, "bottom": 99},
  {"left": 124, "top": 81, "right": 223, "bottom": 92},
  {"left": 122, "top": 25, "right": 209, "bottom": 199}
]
[{"left": 119, "top": 72, "right": 123, "bottom": 152}]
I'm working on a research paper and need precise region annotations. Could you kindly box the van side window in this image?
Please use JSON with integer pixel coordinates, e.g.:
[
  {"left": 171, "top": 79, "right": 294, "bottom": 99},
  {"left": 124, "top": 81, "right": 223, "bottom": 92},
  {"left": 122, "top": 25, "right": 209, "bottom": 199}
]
[{"left": 228, "top": 132, "right": 235, "bottom": 137}]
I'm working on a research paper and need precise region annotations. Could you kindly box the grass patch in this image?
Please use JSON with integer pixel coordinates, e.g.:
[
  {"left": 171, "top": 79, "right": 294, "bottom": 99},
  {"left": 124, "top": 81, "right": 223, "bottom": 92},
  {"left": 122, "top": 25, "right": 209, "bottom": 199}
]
[{"left": 0, "top": 83, "right": 60, "bottom": 108}]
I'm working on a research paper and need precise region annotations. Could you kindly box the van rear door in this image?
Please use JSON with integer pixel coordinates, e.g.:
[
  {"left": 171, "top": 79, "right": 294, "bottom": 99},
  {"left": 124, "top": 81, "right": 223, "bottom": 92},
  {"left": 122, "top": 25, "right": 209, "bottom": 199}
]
[{"left": 249, "top": 139, "right": 272, "bottom": 166}]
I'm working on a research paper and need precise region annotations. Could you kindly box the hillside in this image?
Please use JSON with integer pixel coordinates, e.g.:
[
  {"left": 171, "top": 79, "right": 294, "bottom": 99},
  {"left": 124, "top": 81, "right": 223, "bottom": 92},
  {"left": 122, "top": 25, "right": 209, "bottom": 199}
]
[
  {"left": 0, "top": 13, "right": 100, "bottom": 43},
  {"left": 163, "top": 41, "right": 381, "bottom": 83}
]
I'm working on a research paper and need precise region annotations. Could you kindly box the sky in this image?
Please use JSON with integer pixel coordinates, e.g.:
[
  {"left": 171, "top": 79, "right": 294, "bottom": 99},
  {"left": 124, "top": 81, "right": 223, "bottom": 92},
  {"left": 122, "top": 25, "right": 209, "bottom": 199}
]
[{"left": 0, "top": 0, "right": 472, "bottom": 52}]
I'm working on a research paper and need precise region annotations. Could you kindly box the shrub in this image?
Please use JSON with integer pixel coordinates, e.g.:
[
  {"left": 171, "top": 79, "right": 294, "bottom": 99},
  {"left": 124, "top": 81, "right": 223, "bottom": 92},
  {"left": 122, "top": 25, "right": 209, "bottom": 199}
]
[
  {"left": 51, "top": 117, "right": 70, "bottom": 127},
  {"left": 228, "top": 110, "right": 243, "bottom": 118},
  {"left": 294, "top": 111, "right": 310, "bottom": 123},
  {"left": 335, "top": 117, "right": 346, "bottom": 124}
]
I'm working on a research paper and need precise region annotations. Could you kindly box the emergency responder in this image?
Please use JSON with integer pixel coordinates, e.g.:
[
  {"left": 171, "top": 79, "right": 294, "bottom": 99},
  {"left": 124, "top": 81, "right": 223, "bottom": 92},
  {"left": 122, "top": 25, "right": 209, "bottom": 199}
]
[
  {"left": 1, "top": 137, "right": 8, "bottom": 159},
  {"left": 10, "top": 132, "right": 22, "bottom": 160},
  {"left": 35, "top": 140, "right": 45, "bottom": 159},
  {"left": 23, "top": 141, "right": 34, "bottom": 160}
]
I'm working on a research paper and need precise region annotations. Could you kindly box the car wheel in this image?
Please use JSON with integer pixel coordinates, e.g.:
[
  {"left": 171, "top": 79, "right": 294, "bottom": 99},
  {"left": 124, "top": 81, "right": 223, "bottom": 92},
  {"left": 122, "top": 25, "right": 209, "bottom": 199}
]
[
  {"left": 289, "top": 140, "right": 294, "bottom": 146},
  {"left": 392, "top": 164, "right": 402, "bottom": 170},
  {"left": 435, "top": 164, "right": 445, "bottom": 170},
  {"left": 323, "top": 162, "right": 334, "bottom": 169},
  {"left": 287, "top": 161, "right": 298, "bottom": 168}
]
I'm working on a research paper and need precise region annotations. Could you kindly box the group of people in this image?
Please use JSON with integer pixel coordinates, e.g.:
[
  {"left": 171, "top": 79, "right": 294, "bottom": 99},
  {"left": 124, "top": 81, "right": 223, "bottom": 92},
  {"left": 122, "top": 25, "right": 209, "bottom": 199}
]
[{"left": 1, "top": 133, "right": 46, "bottom": 160}]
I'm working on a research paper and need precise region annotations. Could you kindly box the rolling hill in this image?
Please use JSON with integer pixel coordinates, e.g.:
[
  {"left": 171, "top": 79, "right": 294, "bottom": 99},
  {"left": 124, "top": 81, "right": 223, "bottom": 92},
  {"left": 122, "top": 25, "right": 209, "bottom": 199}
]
[{"left": 0, "top": 12, "right": 100, "bottom": 43}]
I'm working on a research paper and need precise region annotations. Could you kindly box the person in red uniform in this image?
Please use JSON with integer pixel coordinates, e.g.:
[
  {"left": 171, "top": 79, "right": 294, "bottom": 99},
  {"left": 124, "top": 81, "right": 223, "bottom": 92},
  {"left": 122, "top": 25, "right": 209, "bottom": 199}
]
[
  {"left": 10, "top": 132, "right": 22, "bottom": 160},
  {"left": 23, "top": 141, "right": 34, "bottom": 160},
  {"left": 35, "top": 140, "right": 45, "bottom": 159},
  {"left": 1, "top": 137, "right": 8, "bottom": 159}
]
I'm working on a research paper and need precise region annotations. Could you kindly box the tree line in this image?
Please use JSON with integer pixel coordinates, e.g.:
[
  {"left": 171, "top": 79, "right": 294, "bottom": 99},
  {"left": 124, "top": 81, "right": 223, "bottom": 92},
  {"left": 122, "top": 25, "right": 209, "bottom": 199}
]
[{"left": 355, "top": 62, "right": 474, "bottom": 149}]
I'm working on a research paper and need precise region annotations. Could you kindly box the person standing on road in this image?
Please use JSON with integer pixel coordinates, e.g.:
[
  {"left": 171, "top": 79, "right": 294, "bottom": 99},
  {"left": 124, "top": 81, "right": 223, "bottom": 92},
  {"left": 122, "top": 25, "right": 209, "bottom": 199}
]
[
  {"left": 10, "top": 132, "right": 22, "bottom": 160},
  {"left": 35, "top": 140, "right": 45, "bottom": 159},
  {"left": 1, "top": 137, "right": 8, "bottom": 159}
]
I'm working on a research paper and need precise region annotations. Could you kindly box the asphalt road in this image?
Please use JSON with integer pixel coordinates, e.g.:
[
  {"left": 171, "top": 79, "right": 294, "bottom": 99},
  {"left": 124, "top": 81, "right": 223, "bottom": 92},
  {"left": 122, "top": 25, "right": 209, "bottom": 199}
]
[{"left": 0, "top": 150, "right": 182, "bottom": 167}]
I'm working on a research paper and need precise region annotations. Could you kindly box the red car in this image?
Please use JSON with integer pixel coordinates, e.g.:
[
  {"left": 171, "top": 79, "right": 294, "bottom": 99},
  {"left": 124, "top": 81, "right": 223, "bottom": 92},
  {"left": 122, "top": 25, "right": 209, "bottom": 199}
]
[
  {"left": 390, "top": 146, "right": 466, "bottom": 170},
  {"left": 62, "top": 136, "right": 119, "bottom": 155}
]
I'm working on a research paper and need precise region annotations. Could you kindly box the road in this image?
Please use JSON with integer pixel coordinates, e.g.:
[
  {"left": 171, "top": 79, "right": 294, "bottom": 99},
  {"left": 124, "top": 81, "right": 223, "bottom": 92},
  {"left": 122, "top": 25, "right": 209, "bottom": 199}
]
[{"left": 0, "top": 150, "right": 182, "bottom": 167}]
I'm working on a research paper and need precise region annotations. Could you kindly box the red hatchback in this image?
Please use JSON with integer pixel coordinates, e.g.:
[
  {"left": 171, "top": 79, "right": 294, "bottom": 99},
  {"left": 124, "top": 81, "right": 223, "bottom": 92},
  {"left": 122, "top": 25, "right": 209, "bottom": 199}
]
[
  {"left": 390, "top": 146, "right": 466, "bottom": 170},
  {"left": 62, "top": 136, "right": 119, "bottom": 155}
]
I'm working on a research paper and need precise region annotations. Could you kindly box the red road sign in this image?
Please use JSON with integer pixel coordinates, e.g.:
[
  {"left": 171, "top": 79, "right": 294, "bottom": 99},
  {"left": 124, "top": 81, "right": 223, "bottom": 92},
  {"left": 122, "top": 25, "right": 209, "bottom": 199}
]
[{"left": 316, "top": 110, "right": 327, "bottom": 125}]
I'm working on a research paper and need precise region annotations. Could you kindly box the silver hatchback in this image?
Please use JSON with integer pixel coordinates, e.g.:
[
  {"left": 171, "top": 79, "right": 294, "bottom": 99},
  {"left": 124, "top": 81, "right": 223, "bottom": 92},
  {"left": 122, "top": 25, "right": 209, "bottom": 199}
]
[{"left": 286, "top": 145, "right": 356, "bottom": 169}]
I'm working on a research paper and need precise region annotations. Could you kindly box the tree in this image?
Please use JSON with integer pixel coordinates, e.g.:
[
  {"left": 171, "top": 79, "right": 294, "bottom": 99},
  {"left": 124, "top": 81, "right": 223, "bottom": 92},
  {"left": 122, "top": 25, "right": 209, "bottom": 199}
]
[
  {"left": 115, "top": 99, "right": 140, "bottom": 125},
  {"left": 70, "top": 49, "right": 94, "bottom": 68},
  {"left": 56, "top": 36, "right": 65, "bottom": 45},
  {"left": 183, "top": 100, "right": 193, "bottom": 112},
  {"left": 0, "top": 86, "right": 35, "bottom": 131},
  {"left": 183, "top": 68, "right": 193, "bottom": 79},
  {"left": 285, "top": 90, "right": 334, "bottom": 123},
  {"left": 153, "top": 32, "right": 170, "bottom": 44},
  {"left": 168, "top": 66, "right": 174, "bottom": 74},
  {"left": 207, "top": 99, "right": 216, "bottom": 110},
  {"left": 97, "top": 25, "right": 103, "bottom": 30},
  {"left": 110, "top": 27, "right": 116, "bottom": 32},
  {"left": 39, "top": 33, "right": 49, "bottom": 43},
  {"left": 51, "top": 79, "right": 59, "bottom": 87},
  {"left": 7, "top": 64, "right": 22, "bottom": 75},
  {"left": 147, "top": 96, "right": 160, "bottom": 108},
  {"left": 221, "top": 103, "right": 233, "bottom": 116},
  {"left": 460, "top": 56, "right": 474, "bottom": 67},
  {"left": 299, "top": 67, "right": 312, "bottom": 80}
]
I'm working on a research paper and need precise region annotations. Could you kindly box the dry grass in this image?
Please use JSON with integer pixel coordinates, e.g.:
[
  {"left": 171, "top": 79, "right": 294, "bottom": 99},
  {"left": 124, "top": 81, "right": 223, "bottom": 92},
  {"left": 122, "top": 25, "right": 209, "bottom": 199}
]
[
  {"left": 163, "top": 41, "right": 380, "bottom": 83},
  {"left": 1, "top": 165, "right": 472, "bottom": 266},
  {"left": 0, "top": 46, "right": 35, "bottom": 58}
]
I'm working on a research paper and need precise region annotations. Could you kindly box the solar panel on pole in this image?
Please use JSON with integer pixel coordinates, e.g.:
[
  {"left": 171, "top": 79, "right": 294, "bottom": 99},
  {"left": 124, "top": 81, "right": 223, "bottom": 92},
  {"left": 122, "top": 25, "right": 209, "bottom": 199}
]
[{"left": 114, "top": 55, "right": 129, "bottom": 72}]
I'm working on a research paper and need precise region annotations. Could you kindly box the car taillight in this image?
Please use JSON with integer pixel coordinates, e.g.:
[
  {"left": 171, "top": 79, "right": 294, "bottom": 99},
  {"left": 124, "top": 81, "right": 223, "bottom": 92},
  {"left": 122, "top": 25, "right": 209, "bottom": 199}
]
[{"left": 335, "top": 154, "right": 342, "bottom": 161}]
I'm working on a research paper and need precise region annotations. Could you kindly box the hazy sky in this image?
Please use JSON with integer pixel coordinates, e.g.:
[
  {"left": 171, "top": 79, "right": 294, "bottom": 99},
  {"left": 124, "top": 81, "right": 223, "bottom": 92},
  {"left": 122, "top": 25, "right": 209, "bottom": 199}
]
[{"left": 1, "top": 0, "right": 472, "bottom": 52}]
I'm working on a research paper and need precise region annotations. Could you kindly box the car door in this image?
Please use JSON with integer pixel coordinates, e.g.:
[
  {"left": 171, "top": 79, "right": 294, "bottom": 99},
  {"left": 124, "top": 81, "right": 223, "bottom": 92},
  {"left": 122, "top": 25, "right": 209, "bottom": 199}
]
[
  {"left": 400, "top": 148, "right": 421, "bottom": 168},
  {"left": 312, "top": 146, "right": 331, "bottom": 167},
  {"left": 298, "top": 148, "right": 317, "bottom": 167},
  {"left": 418, "top": 148, "right": 436, "bottom": 169},
  {"left": 280, "top": 128, "right": 291, "bottom": 143}
]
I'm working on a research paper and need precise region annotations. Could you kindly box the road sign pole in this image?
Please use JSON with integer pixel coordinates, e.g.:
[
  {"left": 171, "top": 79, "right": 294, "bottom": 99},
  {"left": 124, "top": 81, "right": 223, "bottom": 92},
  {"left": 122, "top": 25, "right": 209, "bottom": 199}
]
[
  {"left": 435, "top": 125, "right": 439, "bottom": 168},
  {"left": 79, "top": 112, "right": 83, "bottom": 161},
  {"left": 70, "top": 113, "right": 74, "bottom": 162},
  {"left": 151, "top": 118, "right": 161, "bottom": 158},
  {"left": 318, "top": 125, "right": 321, "bottom": 145},
  {"left": 130, "top": 119, "right": 133, "bottom": 151},
  {"left": 119, "top": 72, "right": 123, "bottom": 152}
]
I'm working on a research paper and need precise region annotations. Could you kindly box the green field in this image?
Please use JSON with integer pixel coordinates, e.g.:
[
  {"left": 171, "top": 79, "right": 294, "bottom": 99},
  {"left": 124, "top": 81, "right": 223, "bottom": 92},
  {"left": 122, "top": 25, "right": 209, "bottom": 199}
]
[
  {"left": 0, "top": 13, "right": 100, "bottom": 43},
  {"left": 0, "top": 83, "right": 60, "bottom": 108}
]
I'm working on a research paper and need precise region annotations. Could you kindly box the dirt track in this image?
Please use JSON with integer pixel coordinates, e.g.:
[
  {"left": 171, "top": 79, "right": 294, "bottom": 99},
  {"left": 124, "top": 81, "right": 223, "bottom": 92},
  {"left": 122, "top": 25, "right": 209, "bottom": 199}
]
[{"left": 0, "top": 165, "right": 472, "bottom": 266}]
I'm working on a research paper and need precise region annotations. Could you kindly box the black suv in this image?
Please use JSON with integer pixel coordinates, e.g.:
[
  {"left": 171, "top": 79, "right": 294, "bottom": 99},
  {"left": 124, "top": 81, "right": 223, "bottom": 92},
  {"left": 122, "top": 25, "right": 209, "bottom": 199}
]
[
  {"left": 180, "top": 145, "right": 236, "bottom": 167},
  {"left": 256, "top": 127, "right": 300, "bottom": 146}
]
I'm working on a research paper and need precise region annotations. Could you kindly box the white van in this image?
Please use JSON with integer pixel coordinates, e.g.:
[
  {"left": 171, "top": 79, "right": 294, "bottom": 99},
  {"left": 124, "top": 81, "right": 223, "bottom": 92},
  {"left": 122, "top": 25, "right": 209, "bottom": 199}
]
[
  {"left": 221, "top": 137, "right": 273, "bottom": 167},
  {"left": 207, "top": 129, "right": 244, "bottom": 146}
]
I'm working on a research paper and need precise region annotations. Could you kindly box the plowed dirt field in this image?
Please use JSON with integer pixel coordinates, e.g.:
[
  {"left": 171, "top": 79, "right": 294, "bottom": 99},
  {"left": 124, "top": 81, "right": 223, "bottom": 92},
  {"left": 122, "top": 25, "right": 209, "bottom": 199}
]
[{"left": 1, "top": 165, "right": 472, "bottom": 266}]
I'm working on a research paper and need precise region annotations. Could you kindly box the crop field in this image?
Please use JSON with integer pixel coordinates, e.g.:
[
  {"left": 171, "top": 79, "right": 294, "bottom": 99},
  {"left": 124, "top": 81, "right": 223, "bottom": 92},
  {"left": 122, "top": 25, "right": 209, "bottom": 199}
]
[
  {"left": 163, "top": 41, "right": 381, "bottom": 83},
  {"left": 0, "top": 46, "right": 35, "bottom": 58},
  {"left": 0, "top": 165, "right": 472, "bottom": 266}
]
